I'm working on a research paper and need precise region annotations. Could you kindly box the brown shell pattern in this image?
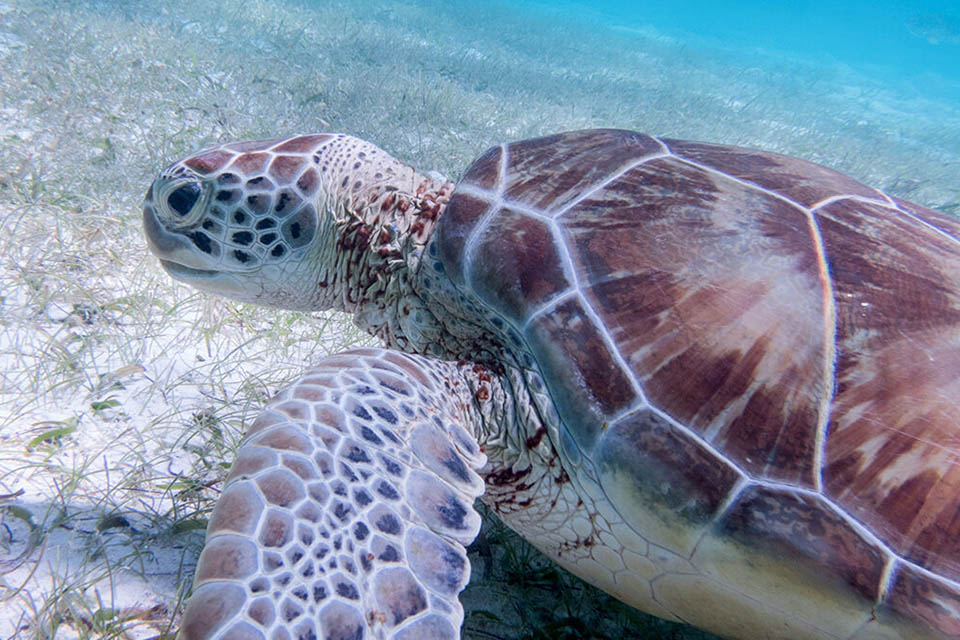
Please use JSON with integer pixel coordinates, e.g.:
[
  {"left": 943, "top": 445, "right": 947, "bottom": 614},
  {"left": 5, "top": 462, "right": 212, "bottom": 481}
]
[{"left": 437, "top": 129, "right": 960, "bottom": 635}]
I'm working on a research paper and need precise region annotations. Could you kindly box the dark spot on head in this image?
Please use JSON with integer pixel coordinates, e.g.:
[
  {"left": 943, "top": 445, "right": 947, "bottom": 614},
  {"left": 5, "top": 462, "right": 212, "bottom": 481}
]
[
  {"left": 281, "top": 206, "right": 316, "bottom": 249},
  {"left": 232, "top": 231, "right": 253, "bottom": 245},
  {"left": 234, "top": 249, "right": 251, "bottom": 263},
  {"left": 201, "top": 219, "right": 215, "bottom": 230},
  {"left": 353, "top": 406, "right": 372, "bottom": 420},
  {"left": 292, "top": 586, "right": 309, "bottom": 601},
  {"left": 217, "top": 172, "right": 239, "bottom": 184},
  {"left": 246, "top": 194, "right": 270, "bottom": 214},
  {"left": 256, "top": 218, "right": 276, "bottom": 230},
  {"left": 233, "top": 211, "right": 246, "bottom": 224},
  {"left": 189, "top": 231, "right": 213, "bottom": 254},
  {"left": 260, "top": 232, "right": 277, "bottom": 245},
  {"left": 276, "top": 191, "right": 293, "bottom": 213},
  {"left": 215, "top": 189, "right": 236, "bottom": 202},
  {"left": 271, "top": 245, "right": 286, "bottom": 258},
  {"left": 296, "top": 168, "right": 318, "bottom": 194}
]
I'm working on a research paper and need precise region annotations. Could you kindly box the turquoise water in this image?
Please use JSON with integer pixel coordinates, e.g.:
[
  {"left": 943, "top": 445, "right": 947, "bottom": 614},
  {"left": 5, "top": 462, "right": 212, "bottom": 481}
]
[
  {"left": 553, "top": 0, "right": 960, "bottom": 102},
  {"left": 1, "top": 1, "right": 957, "bottom": 638}
]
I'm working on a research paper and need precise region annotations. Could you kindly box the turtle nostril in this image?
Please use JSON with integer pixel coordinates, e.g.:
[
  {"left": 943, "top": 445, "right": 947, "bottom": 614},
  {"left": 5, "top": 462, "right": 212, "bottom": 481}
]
[{"left": 167, "top": 182, "right": 202, "bottom": 217}]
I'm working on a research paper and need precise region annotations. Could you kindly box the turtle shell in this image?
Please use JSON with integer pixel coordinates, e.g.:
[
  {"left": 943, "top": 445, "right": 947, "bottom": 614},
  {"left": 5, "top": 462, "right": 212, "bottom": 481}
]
[{"left": 436, "top": 129, "right": 960, "bottom": 638}]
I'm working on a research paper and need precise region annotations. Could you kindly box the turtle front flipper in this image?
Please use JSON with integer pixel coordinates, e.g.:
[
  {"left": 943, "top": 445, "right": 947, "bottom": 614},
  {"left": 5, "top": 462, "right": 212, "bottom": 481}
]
[{"left": 178, "top": 348, "right": 488, "bottom": 640}]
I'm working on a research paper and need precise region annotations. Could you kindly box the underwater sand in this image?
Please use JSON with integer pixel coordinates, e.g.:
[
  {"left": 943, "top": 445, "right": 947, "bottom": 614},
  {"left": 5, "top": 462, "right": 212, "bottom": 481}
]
[{"left": 0, "top": 0, "right": 957, "bottom": 638}]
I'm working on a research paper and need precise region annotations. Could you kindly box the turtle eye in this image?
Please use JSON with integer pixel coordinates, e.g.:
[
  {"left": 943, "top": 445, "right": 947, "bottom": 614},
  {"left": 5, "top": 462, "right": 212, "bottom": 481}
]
[{"left": 167, "top": 182, "right": 202, "bottom": 217}]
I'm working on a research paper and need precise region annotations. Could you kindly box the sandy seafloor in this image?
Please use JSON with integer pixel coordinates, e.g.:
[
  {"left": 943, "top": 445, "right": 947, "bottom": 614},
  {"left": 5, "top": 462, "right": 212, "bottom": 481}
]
[{"left": 0, "top": 0, "right": 957, "bottom": 638}]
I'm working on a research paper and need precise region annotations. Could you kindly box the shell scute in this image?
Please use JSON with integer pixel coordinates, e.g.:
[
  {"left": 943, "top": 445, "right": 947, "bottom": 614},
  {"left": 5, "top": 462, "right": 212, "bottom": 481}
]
[
  {"left": 664, "top": 137, "right": 884, "bottom": 207},
  {"left": 686, "top": 483, "right": 886, "bottom": 639},
  {"left": 441, "top": 130, "right": 960, "bottom": 633},
  {"left": 714, "top": 485, "right": 887, "bottom": 602},
  {"left": 469, "top": 206, "right": 570, "bottom": 320},
  {"left": 502, "top": 129, "right": 663, "bottom": 212},
  {"left": 817, "top": 196, "right": 960, "bottom": 581},
  {"left": 890, "top": 195, "right": 960, "bottom": 242},
  {"left": 562, "top": 152, "right": 829, "bottom": 486},
  {"left": 884, "top": 561, "right": 960, "bottom": 637},
  {"left": 460, "top": 143, "right": 502, "bottom": 191},
  {"left": 596, "top": 408, "right": 742, "bottom": 554},
  {"left": 525, "top": 295, "right": 637, "bottom": 444},
  {"left": 437, "top": 193, "right": 489, "bottom": 287}
]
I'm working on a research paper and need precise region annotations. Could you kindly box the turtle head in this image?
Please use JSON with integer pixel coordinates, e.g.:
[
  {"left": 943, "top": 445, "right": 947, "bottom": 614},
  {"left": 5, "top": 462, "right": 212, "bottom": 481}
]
[
  {"left": 143, "top": 135, "right": 331, "bottom": 309},
  {"left": 143, "top": 134, "right": 443, "bottom": 312}
]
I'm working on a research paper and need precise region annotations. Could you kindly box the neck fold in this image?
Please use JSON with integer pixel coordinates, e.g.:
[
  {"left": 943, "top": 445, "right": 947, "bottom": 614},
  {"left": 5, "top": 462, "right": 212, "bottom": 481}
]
[{"left": 312, "top": 137, "right": 455, "bottom": 351}]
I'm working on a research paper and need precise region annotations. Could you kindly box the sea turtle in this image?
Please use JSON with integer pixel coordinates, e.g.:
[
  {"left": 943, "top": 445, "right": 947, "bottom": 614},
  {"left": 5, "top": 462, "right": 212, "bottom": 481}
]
[{"left": 142, "top": 129, "right": 960, "bottom": 640}]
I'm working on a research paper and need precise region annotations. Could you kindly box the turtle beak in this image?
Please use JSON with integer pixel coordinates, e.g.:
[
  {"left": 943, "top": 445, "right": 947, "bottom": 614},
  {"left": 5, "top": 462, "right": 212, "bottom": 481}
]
[
  {"left": 142, "top": 182, "right": 215, "bottom": 271},
  {"left": 143, "top": 189, "right": 189, "bottom": 258},
  {"left": 143, "top": 178, "right": 240, "bottom": 288}
]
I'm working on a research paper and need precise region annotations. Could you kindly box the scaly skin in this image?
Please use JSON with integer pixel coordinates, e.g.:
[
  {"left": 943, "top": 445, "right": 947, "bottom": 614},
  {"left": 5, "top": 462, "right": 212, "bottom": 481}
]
[{"left": 144, "top": 135, "right": 579, "bottom": 639}]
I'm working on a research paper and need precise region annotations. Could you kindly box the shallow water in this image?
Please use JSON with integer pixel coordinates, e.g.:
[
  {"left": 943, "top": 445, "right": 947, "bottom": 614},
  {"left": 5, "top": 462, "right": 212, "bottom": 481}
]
[
  {"left": 0, "top": 0, "right": 957, "bottom": 639},
  {"left": 553, "top": 0, "right": 960, "bottom": 102}
]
